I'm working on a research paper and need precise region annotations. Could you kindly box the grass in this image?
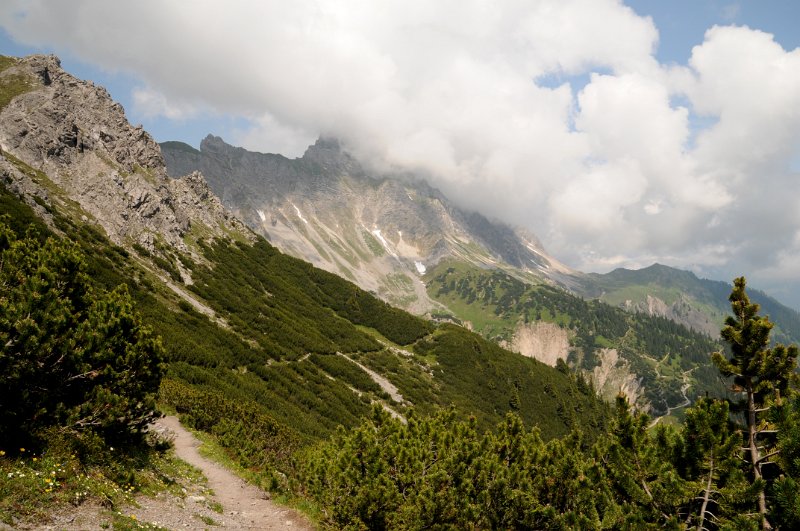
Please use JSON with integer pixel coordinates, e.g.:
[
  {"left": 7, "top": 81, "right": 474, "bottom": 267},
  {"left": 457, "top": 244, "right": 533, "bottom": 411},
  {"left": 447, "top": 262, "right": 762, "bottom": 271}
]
[
  {"left": 325, "top": 234, "right": 361, "bottom": 267},
  {"left": 194, "top": 513, "right": 220, "bottom": 526},
  {"left": 0, "top": 55, "right": 18, "bottom": 72},
  {"left": 0, "top": 55, "right": 36, "bottom": 111},
  {"left": 2, "top": 151, "right": 93, "bottom": 223},
  {"left": 362, "top": 230, "right": 386, "bottom": 257},
  {"left": 109, "top": 512, "right": 170, "bottom": 530},
  {"left": 0, "top": 433, "right": 206, "bottom": 528}
]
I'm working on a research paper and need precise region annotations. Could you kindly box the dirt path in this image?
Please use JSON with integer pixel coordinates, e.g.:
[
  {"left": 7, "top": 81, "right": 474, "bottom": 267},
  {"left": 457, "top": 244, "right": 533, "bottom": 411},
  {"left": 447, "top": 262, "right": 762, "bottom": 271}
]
[
  {"left": 649, "top": 369, "right": 693, "bottom": 428},
  {"left": 338, "top": 353, "right": 405, "bottom": 404},
  {"left": 153, "top": 416, "right": 313, "bottom": 530},
  {"left": 29, "top": 418, "right": 314, "bottom": 530}
]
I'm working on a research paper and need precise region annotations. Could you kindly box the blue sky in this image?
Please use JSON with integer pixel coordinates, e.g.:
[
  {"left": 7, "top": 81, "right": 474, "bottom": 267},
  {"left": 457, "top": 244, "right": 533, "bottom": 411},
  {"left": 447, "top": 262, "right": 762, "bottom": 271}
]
[
  {"left": 629, "top": 1, "right": 800, "bottom": 63},
  {"left": 1, "top": 1, "right": 800, "bottom": 307}
]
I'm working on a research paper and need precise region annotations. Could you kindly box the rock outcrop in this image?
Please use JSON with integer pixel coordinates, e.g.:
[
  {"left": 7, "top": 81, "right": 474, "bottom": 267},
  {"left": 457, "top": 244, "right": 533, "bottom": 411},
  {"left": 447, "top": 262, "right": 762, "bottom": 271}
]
[
  {"left": 162, "top": 135, "right": 575, "bottom": 310},
  {"left": 591, "top": 348, "right": 647, "bottom": 410},
  {"left": 510, "top": 321, "right": 571, "bottom": 367},
  {"left": 0, "top": 55, "right": 250, "bottom": 253},
  {"left": 622, "top": 294, "right": 720, "bottom": 338}
]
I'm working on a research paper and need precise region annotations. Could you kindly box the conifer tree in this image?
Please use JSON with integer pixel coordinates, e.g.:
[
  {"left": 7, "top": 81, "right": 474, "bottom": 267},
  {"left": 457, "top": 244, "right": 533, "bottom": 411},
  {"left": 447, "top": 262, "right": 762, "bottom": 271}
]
[
  {"left": 681, "top": 398, "right": 750, "bottom": 529},
  {"left": 600, "top": 395, "right": 688, "bottom": 527},
  {"left": 0, "top": 222, "right": 164, "bottom": 447},
  {"left": 712, "top": 277, "right": 799, "bottom": 529}
]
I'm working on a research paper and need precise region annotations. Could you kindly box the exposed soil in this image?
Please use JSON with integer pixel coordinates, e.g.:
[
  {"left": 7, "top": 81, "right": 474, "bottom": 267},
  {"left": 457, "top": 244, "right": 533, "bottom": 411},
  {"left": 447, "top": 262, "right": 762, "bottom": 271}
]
[
  {"left": 23, "top": 416, "right": 313, "bottom": 530},
  {"left": 155, "top": 416, "right": 312, "bottom": 530}
]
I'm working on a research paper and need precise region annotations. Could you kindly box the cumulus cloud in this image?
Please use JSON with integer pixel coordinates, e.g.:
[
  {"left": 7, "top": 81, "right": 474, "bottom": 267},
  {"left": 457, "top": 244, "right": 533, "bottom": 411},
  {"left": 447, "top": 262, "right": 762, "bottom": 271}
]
[
  {"left": 131, "top": 86, "right": 199, "bottom": 120},
  {"left": 1, "top": 1, "right": 799, "bottom": 304}
]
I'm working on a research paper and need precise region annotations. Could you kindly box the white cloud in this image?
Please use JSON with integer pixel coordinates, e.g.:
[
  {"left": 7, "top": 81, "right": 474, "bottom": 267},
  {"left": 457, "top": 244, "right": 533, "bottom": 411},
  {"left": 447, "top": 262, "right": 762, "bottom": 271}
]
[
  {"left": 1, "top": 1, "right": 800, "bottom": 304},
  {"left": 230, "top": 113, "right": 316, "bottom": 158},
  {"left": 131, "top": 86, "right": 199, "bottom": 120}
]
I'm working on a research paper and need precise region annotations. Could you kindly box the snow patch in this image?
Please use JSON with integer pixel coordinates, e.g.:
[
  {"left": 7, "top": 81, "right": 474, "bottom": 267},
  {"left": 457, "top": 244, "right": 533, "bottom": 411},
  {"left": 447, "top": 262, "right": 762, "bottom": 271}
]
[
  {"left": 414, "top": 261, "right": 427, "bottom": 275},
  {"left": 372, "top": 229, "right": 398, "bottom": 258},
  {"left": 292, "top": 203, "right": 308, "bottom": 224},
  {"left": 256, "top": 209, "right": 266, "bottom": 222}
]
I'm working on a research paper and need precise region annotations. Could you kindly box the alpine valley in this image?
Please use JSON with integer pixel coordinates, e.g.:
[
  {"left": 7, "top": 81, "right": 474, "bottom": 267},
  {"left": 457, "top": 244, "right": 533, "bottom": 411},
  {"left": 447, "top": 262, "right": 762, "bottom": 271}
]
[
  {"left": 161, "top": 133, "right": 800, "bottom": 417},
  {"left": 5, "top": 54, "right": 800, "bottom": 528},
  {"left": 0, "top": 53, "right": 606, "bottom": 453}
]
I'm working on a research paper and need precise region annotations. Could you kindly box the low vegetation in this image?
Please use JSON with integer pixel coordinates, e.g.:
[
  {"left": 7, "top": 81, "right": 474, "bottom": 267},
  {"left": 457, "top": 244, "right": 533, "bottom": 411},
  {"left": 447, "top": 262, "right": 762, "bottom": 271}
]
[
  {"left": 0, "top": 213, "right": 173, "bottom": 527},
  {"left": 0, "top": 55, "right": 36, "bottom": 111},
  {"left": 6, "top": 162, "right": 800, "bottom": 528},
  {"left": 427, "top": 262, "right": 726, "bottom": 414},
  {"left": 303, "top": 279, "right": 800, "bottom": 529},
  {"left": 1, "top": 179, "right": 605, "bottom": 525}
]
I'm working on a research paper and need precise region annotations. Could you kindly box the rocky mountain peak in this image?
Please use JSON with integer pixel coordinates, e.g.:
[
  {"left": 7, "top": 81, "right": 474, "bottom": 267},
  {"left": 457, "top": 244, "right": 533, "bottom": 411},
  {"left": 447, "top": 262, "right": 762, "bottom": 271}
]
[
  {"left": 0, "top": 54, "right": 250, "bottom": 255},
  {"left": 299, "top": 136, "right": 362, "bottom": 177},
  {"left": 199, "top": 134, "right": 235, "bottom": 154},
  {"left": 307, "top": 136, "right": 341, "bottom": 153},
  {"left": 1, "top": 54, "right": 165, "bottom": 173}
]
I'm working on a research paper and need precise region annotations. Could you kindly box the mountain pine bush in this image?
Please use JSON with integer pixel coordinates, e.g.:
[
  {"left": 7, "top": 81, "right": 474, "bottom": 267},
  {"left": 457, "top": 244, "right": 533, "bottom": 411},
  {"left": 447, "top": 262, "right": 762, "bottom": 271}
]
[{"left": 0, "top": 220, "right": 164, "bottom": 449}]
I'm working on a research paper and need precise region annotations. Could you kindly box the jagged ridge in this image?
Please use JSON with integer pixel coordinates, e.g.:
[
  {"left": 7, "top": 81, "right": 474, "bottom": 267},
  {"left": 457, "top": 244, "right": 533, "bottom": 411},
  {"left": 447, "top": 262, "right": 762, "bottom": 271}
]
[{"left": 162, "top": 135, "right": 576, "bottom": 312}]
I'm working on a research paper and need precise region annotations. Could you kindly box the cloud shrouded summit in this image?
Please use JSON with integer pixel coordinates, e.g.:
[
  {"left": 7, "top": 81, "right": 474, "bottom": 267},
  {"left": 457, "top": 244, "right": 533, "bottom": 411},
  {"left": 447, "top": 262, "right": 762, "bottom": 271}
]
[{"left": 2, "top": 0, "right": 800, "bottom": 303}]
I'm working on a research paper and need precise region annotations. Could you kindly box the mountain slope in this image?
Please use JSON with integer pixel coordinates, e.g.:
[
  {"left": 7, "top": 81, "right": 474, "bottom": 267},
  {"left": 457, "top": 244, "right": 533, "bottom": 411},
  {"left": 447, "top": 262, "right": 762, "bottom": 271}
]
[
  {"left": 160, "top": 138, "right": 800, "bottom": 351},
  {"left": 0, "top": 53, "right": 606, "bottom": 450},
  {"left": 161, "top": 136, "right": 576, "bottom": 312},
  {"left": 159, "top": 135, "right": 800, "bottom": 422},
  {"left": 425, "top": 261, "right": 725, "bottom": 416},
  {"left": 581, "top": 263, "right": 800, "bottom": 345}
]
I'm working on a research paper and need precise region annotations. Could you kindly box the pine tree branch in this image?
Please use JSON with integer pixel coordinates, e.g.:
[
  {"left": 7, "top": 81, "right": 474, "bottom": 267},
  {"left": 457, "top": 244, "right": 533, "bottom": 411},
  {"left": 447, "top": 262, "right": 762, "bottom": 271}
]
[
  {"left": 65, "top": 369, "right": 101, "bottom": 382},
  {"left": 754, "top": 449, "right": 780, "bottom": 465}
]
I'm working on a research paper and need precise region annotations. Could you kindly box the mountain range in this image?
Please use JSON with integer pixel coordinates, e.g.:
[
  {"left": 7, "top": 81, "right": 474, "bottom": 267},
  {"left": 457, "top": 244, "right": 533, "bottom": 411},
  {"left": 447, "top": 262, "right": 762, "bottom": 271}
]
[
  {"left": 4, "top": 52, "right": 799, "bottom": 430},
  {"left": 161, "top": 135, "right": 577, "bottom": 314},
  {"left": 160, "top": 136, "right": 800, "bottom": 344},
  {"left": 160, "top": 132, "right": 800, "bottom": 417},
  {"left": 0, "top": 53, "right": 608, "bottom": 444}
]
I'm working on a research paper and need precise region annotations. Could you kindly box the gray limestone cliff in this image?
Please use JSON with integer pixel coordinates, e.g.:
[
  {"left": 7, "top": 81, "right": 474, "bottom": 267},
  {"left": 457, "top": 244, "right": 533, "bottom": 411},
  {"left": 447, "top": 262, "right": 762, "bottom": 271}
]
[
  {"left": 162, "top": 135, "right": 575, "bottom": 311},
  {"left": 0, "top": 55, "right": 250, "bottom": 254}
]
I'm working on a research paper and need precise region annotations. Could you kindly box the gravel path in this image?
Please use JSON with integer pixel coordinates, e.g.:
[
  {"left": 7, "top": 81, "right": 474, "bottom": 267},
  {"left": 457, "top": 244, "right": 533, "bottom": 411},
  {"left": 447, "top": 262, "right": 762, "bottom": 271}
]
[
  {"left": 338, "top": 353, "right": 405, "bottom": 403},
  {"left": 26, "top": 417, "right": 314, "bottom": 530},
  {"left": 153, "top": 416, "right": 313, "bottom": 530}
]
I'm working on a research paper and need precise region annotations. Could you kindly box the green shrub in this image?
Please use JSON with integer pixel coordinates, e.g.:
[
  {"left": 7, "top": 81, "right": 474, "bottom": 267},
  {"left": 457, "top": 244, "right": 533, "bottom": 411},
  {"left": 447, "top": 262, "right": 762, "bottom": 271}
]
[{"left": 0, "top": 221, "right": 164, "bottom": 449}]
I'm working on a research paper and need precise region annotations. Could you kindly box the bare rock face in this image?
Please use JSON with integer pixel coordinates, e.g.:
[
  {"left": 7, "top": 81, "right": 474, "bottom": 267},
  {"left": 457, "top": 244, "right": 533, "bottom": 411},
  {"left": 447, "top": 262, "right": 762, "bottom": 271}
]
[
  {"left": 162, "top": 135, "right": 576, "bottom": 310},
  {"left": 623, "top": 294, "right": 719, "bottom": 338},
  {"left": 591, "top": 348, "right": 647, "bottom": 411},
  {"left": 0, "top": 55, "right": 250, "bottom": 252},
  {"left": 510, "top": 321, "right": 571, "bottom": 367},
  {"left": 1, "top": 55, "right": 164, "bottom": 172}
]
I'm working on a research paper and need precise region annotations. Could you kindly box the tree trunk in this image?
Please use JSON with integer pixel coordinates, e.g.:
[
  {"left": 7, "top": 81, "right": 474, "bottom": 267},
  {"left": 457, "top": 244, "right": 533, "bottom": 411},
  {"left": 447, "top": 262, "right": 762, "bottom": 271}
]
[
  {"left": 697, "top": 453, "right": 714, "bottom": 531},
  {"left": 747, "top": 384, "right": 771, "bottom": 530}
]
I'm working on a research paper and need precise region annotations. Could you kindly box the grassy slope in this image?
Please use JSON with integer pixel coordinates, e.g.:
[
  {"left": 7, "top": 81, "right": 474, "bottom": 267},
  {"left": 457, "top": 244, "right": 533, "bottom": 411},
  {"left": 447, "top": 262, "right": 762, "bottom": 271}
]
[
  {"left": 587, "top": 264, "right": 800, "bottom": 345},
  {"left": 1, "top": 175, "right": 608, "bottom": 466},
  {"left": 0, "top": 56, "right": 36, "bottom": 111},
  {"left": 425, "top": 261, "right": 727, "bottom": 415}
]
